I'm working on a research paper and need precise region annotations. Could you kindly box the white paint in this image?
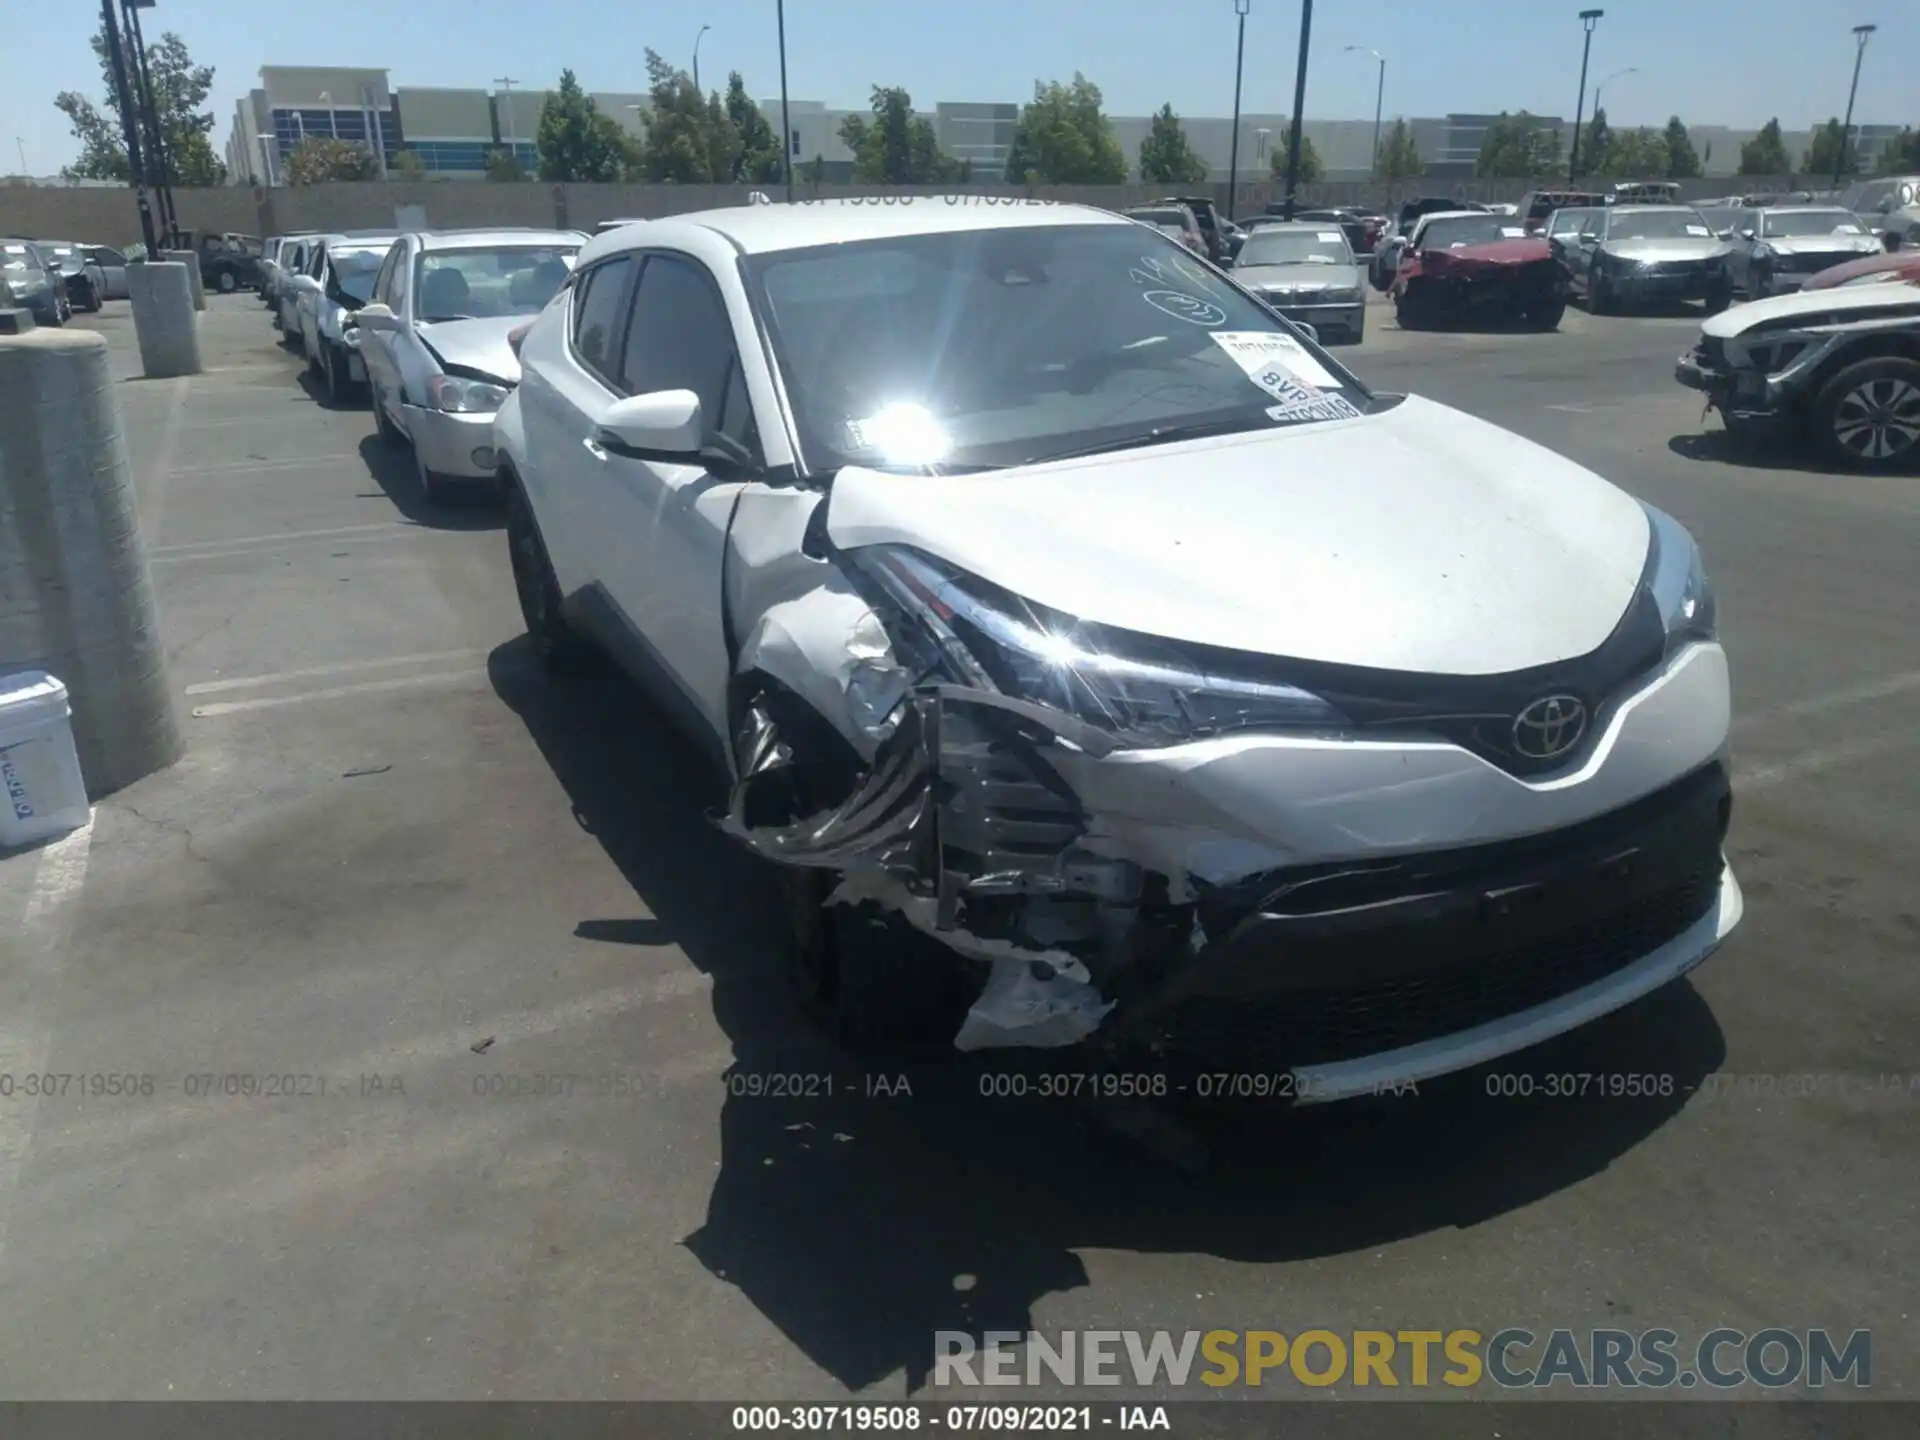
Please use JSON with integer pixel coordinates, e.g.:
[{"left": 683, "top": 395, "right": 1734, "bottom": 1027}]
[
  {"left": 1735, "top": 733, "right": 1920, "bottom": 793},
  {"left": 0, "top": 817, "right": 93, "bottom": 1266},
  {"left": 169, "top": 454, "right": 364, "bottom": 478},
  {"left": 151, "top": 522, "right": 421, "bottom": 558},
  {"left": 184, "top": 649, "right": 484, "bottom": 696},
  {"left": 191, "top": 667, "right": 490, "bottom": 717}
]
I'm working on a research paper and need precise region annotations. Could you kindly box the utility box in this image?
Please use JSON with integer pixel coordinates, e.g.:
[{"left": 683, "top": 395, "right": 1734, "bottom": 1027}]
[{"left": 0, "top": 670, "right": 91, "bottom": 850}]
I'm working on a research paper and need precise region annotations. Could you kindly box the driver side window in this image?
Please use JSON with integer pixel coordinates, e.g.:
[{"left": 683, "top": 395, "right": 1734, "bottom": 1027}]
[{"left": 618, "top": 254, "right": 759, "bottom": 457}]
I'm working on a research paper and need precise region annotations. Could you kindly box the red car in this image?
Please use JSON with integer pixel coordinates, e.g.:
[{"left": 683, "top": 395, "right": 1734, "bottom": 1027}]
[
  {"left": 1803, "top": 248, "right": 1920, "bottom": 291},
  {"left": 1390, "top": 210, "right": 1566, "bottom": 330}
]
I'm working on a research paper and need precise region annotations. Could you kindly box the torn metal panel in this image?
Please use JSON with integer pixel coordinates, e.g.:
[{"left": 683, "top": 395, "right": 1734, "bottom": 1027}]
[{"left": 735, "top": 576, "right": 913, "bottom": 760}]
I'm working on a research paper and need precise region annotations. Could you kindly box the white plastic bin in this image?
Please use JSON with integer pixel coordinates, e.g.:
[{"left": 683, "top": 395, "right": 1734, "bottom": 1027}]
[{"left": 0, "top": 670, "right": 91, "bottom": 850}]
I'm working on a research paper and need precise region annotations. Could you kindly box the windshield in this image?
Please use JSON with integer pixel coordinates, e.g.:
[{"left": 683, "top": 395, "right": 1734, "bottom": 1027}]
[
  {"left": 1695, "top": 206, "right": 1738, "bottom": 233},
  {"left": 742, "top": 222, "right": 1374, "bottom": 475},
  {"left": 414, "top": 245, "right": 581, "bottom": 320},
  {"left": 1607, "top": 210, "right": 1712, "bottom": 240},
  {"left": 1762, "top": 209, "right": 1867, "bottom": 238},
  {"left": 329, "top": 247, "right": 389, "bottom": 305},
  {"left": 1236, "top": 230, "right": 1353, "bottom": 266},
  {"left": 2, "top": 243, "right": 41, "bottom": 272},
  {"left": 1418, "top": 216, "right": 1522, "bottom": 248},
  {"left": 1128, "top": 209, "right": 1189, "bottom": 229}
]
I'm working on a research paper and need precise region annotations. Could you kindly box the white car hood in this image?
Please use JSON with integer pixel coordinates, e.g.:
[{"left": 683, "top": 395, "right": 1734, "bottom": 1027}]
[
  {"left": 825, "top": 394, "right": 1651, "bottom": 676},
  {"left": 1702, "top": 280, "right": 1920, "bottom": 338},
  {"left": 416, "top": 315, "right": 524, "bottom": 385}
]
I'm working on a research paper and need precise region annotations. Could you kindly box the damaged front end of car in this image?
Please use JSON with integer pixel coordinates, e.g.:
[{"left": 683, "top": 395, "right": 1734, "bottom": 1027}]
[{"left": 1676, "top": 300, "right": 1920, "bottom": 431}]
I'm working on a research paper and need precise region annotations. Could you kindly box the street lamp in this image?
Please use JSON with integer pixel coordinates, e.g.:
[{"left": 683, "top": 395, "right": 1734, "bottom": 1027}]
[
  {"left": 1228, "top": 0, "right": 1250, "bottom": 221},
  {"left": 1837, "top": 23, "right": 1877, "bottom": 187},
  {"left": 1567, "top": 9, "right": 1604, "bottom": 184},
  {"left": 1343, "top": 46, "right": 1385, "bottom": 180},
  {"left": 257, "top": 133, "right": 275, "bottom": 186},
  {"left": 777, "top": 0, "right": 792, "bottom": 201},
  {"left": 694, "top": 24, "right": 711, "bottom": 94},
  {"left": 1280, "top": 0, "right": 1314, "bottom": 219},
  {"left": 1593, "top": 66, "right": 1635, "bottom": 116},
  {"left": 496, "top": 77, "right": 519, "bottom": 159},
  {"left": 318, "top": 91, "right": 337, "bottom": 139}
]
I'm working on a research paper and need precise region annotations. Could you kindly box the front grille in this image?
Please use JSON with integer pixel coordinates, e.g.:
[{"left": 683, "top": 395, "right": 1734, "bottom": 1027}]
[
  {"left": 1779, "top": 251, "right": 1859, "bottom": 274},
  {"left": 1143, "top": 864, "right": 1722, "bottom": 1072}
]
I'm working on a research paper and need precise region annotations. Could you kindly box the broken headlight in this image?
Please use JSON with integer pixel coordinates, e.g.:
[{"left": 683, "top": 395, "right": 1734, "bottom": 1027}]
[
  {"left": 852, "top": 546, "right": 1353, "bottom": 747},
  {"left": 1643, "top": 503, "right": 1717, "bottom": 652}
]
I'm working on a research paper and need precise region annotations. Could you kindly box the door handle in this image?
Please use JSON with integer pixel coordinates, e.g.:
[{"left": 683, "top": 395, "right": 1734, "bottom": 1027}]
[{"left": 582, "top": 436, "right": 609, "bottom": 461}]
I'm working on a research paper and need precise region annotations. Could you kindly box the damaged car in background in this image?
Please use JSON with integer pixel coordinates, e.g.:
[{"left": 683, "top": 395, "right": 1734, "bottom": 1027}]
[
  {"left": 1676, "top": 276, "right": 1920, "bottom": 472},
  {"left": 1390, "top": 211, "right": 1567, "bottom": 330},
  {"left": 496, "top": 200, "right": 1743, "bottom": 1103}
]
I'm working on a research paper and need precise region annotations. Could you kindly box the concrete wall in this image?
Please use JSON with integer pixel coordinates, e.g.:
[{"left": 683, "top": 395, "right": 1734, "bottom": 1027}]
[
  {"left": 1, "top": 175, "right": 1817, "bottom": 251},
  {"left": 394, "top": 87, "right": 494, "bottom": 140}
]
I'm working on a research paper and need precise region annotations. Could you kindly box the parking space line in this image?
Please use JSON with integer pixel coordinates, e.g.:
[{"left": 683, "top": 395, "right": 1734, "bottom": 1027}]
[
  {"left": 151, "top": 522, "right": 425, "bottom": 561},
  {"left": 184, "top": 649, "right": 485, "bottom": 696},
  {"left": 137, "top": 377, "right": 189, "bottom": 549},
  {"left": 170, "top": 454, "right": 364, "bottom": 477},
  {"left": 191, "top": 668, "right": 492, "bottom": 717}
]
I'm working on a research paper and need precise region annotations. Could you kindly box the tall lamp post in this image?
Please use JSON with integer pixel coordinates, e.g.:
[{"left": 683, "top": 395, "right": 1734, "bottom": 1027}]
[
  {"left": 124, "top": 0, "right": 178, "bottom": 245},
  {"left": 693, "top": 24, "right": 711, "bottom": 94},
  {"left": 495, "top": 77, "right": 519, "bottom": 162},
  {"left": 1343, "top": 46, "right": 1385, "bottom": 179},
  {"left": 777, "top": 0, "right": 792, "bottom": 201},
  {"left": 1567, "top": 8, "right": 1604, "bottom": 184},
  {"left": 1837, "top": 22, "right": 1877, "bottom": 188},
  {"left": 1589, "top": 65, "right": 1634, "bottom": 173},
  {"left": 1280, "top": 0, "right": 1314, "bottom": 219},
  {"left": 98, "top": 0, "right": 156, "bottom": 253},
  {"left": 319, "top": 91, "right": 337, "bottom": 139},
  {"left": 1227, "top": 0, "right": 1249, "bottom": 221}
]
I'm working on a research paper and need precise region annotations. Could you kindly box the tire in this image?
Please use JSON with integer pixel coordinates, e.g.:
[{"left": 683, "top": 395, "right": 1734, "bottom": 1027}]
[
  {"left": 372, "top": 384, "right": 407, "bottom": 447},
  {"left": 1704, "top": 281, "right": 1732, "bottom": 315},
  {"left": 306, "top": 339, "right": 322, "bottom": 378},
  {"left": 216, "top": 269, "right": 237, "bottom": 294},
  {"left": 1587, "top": 261, "right": 1612, "bottom": 315},
  {"left": 323, "top": 343, "right": 356, "bottom": 406},
  {"left": 504, "top": 479, "right": 591, "bottom": 672},
  {"left": 1812, "top": 357, "right": 1920, "bottom": 474},
  {"left": 1393, "top": 289, "right": 1433, "bottom": 331},
  {"left": 1747, "top": 267, "right": 1770, "bottom": 301},
  {"left": 1526, "top": 296, "right": 1567, "bottom": 331}
]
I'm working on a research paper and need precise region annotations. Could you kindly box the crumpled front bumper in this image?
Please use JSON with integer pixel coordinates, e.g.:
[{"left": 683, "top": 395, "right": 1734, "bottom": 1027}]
[{"left": 403, "top": 405, "right": 500, "bottom": 479}]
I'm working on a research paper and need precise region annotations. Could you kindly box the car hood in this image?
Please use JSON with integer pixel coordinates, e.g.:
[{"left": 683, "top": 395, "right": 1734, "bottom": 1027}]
[
  {"left": 824, "top": 394, "right": 1651, "bottom": 676},
  {"left": 1416, "top": 238, "right": 1551, "bottom": 266},
  {"left": 1234, "top": 262, "right": 1363, "bottom": 290},
  {"left": 1602, "top": 237, "right": 1730, "bottom": 262},
  {"left": 416, "top": 315, "right": 523, "bottom": 384},
  {"left": 1764, "top": 233, "right": 1882, "bottom": 256},
  {"left": 1701, "top": 279, "right": 1920, "bottom": 337}
]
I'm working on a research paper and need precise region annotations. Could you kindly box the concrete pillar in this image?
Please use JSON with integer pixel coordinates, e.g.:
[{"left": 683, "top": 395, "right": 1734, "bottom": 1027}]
[
  {"left": 164, "top": 249, "right": 207, "bottom": 310},
  {"left": 127, "top": 261, "right": 203, "bottom": 379},
  {"left": 0, "top": 328, "right": 182, "bottom": 799}
]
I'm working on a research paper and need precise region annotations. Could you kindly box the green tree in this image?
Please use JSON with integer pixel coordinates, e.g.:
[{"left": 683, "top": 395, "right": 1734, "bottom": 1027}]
[
  {"left": 725, "top": 73, "right": 783, "bottom": 183},
  {"left": 1879, "top": 127, "right": 1920, "bottom": 174},
  {"left": 1269, "top": 123, "right": 1323, "bottom": 183},
  {"left": 1376, "top": 118, "right": 1422, "bottom": 179},
  {"left": 485, "top": 147, "right": 527, "bottom": 181},
  {"left": 1581, "top": 107, "right": 1613, "bottom": 175},
  {"left": 1137, "top": 103, "right": 1210, "bottom": 184},
  {"left": 633, "top": 51, "right": 738, "bottom": 182},
  {"left": 55, "top": 26, "right": 225, "bottom": 184},
  {"left": 1603, "top": 127, "right": 1669, "bottom": 178},
  {"left": 393, "top": 150, "right": 428, "bottom": 181},
  {"left": 1476, "top": 111, "right": 1561, "bottom": 177},
  {"left": 1802, "top": 117, "right": 1857, "bottom": 178},
  {"left": 836, "top": 86, "right": 958, "bottom": 183},
  {"left": 1002, "top": 74, "right": 1128, "bottom": 185},
  {"left": 286, "top": 137, "right": 378, "bottom": 185},
  {"left": 1663, "top": 117, "right": 1703, "bottom": 179},
  {"left": 536, "top": 68, "right": 626, "bottom": 182},
  {"left": 1738, "top": 118, "right": 1791, "bottom": 176}
]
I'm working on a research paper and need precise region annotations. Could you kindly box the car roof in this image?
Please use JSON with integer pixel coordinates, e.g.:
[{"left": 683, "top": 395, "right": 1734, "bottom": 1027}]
[
  {"left": 1606, "top": 205, "right": 1699, "bottom": 215},
  {"left": 576, "top": 198, "right": 1133, "bottom": 264},
  {"left": 318, "top": 233, "right": 398, "bottom": 249},
  {"left": 1414, "top": 210, "right": 1499, "bottom": 226},
  {"left": 1243, "top": 220, "right": 1350, "bottom": 235},
  {"left": 414, "top": 228, "right": 588, "bottom": 250}
]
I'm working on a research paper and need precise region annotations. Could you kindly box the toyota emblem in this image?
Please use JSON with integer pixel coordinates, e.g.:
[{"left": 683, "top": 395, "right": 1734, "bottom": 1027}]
[{"left": 1511, "top": 694, "right": 1588, "bottom": 761}]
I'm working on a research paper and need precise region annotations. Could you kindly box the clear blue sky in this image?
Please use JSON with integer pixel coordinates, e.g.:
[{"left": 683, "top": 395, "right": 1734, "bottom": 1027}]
[{"left": 7, "top": 0, "right": 1912, "bottom": 175}]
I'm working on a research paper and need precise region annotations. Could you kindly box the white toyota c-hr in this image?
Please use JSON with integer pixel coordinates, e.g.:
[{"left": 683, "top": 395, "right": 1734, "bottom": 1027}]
[{"left": 494, "top": 200, "right": 1742, "bottom": 1100}]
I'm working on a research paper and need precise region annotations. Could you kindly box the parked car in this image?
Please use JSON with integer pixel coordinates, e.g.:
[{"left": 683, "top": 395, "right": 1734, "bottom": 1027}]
[
  {"left": 1284, "top": 207, "right": 1373, "bottom": 258},
  {"left": 81, "top": 244, "right": 130, "bottom": 300},
  {"left": 1604, "top": 181, "right": 1682, "bottom": 207},
  {"left": 1802, "top": 248, "right": 1920, "bottom": 291},
  {"left": 494, "top": 198, "right": 1742, "bottom": 1078},
  {"left": 275, "top": 236, "right": 319, "bottom": 335},
  {"left": 1151, "top": 195, "right": 1236, "bottom": 263},
  {"left": 354, "top": 227, "right": 586, "bottom": 503},
  {"left": 1517, "top": 189, "right": 1606, "bottom": 236},
  {"left": 1560, "top": 205, "right": 1733, "bottom": 314},
  {"left": 284, "top": 233, "right": 399, "bottom": 402},
  {"left": 1391, "top": 210, "right": 1565, "bottom": 330},
  {"left": 1370, "top": 198, "right": 1492, "bottom": 290},
  {"left": 261, "top": 233, "right": 317, "bottom": 314},
  {"left": 1227, "top": 221, "right": 1366, "bottom": 343},
  {"left": 1, "top": 239, "right": 66, "bottom": 325},
  {"left": 1675, "top": 280, "right": 1920, "bottom": 471},
  {"left": 1722, "top": 206, "right": 1884, "bottom": 299},
  {"left": 183, "top": 231, "right": 265, "bottom": 293},
  {"left": 35, "top": 241, "right": 105, "bottom": 312},
  {"left": 1123, "top": 204, "right": 1207, "bottom": 255},
  {"left": 1838, "top": 174, "right": 1920, "bottom": 252},
  {"left": 1693, "top": 204, "right": 1741, "bottom": 240}
]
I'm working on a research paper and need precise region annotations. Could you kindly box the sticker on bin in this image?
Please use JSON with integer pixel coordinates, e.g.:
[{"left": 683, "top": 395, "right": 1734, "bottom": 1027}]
[{"left": 1211, "top": 330, "right": 1340, "bottom": 388}]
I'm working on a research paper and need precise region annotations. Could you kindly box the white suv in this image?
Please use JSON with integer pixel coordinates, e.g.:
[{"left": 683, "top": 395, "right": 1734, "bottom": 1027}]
[{"left": 494, "top": 200, "right": 1742, "bottom": 1093}]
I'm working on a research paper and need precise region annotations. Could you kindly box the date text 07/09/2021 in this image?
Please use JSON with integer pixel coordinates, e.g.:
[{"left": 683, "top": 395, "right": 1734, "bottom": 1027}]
[{"left": 730, "top": 1405, "right": 1168, "bottom": 1432}]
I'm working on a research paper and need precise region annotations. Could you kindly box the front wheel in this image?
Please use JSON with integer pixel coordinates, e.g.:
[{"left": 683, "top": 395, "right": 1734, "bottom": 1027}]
[
  {"left": 323, "top": 343, "right": 355, "bottom": 405},
  {"left": 504, "top": 480, "right": 592, "bottom": 672},
  {"left": 1814, "top": 357, "right": 1920, "bottom": 473},
  {"left": 1704, "top": 281, "right": 1733, "bottom": 315},
  {"left": 215, "top": 269, "right": 237, "bottom": 294},
  {"left": 1525, "top": 296, "right": 1567, "bottom": 330},
  {"left": 1588, "top": 263, "right": 1613, "bottom": 314}
]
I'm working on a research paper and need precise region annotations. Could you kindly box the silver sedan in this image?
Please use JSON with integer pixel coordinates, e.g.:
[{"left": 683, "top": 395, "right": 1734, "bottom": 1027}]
[{"left": 354, "top": 227, "right": 586, "bottom": 505}]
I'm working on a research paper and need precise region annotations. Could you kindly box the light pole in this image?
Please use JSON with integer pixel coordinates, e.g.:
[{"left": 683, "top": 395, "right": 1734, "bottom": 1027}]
[
  {"left": 99, "top": 0, "right": 156, "bottom": 252},
  {"left": 14, "top": 138, "right": 25, "bottom": 175},
  {"left": 1837, "top": 23, "right": 1877, "bottom": 187},
  {"left": 1343, "top": 46, "right": 1385, "bottom": 179},
  {"left": 124, "top": 0, "right": 178, "bottom": 244},
  {"left": 319, "top": 91, "right": 337, "bottom": 139},
  {"left": 362, "top": 82, "right": 388, "bottom": 177},
  {"left": 1567, "top": 9, "right": 1604, "bottom": 184},
  {"left": 1588, "top": 65, "right": 1633, "bottom": 172},
  {"left": 257, "top": 133, "right": 275, "bottom": 186},
  {"left": 495, "top": 77, "right": 519, "bottom": 161},
  {"left": 777, "top": 0, "right": 792, "bottom": 201},
  {"left": 693, "top": 25, "right": 711, "bottom": 94},
  {"left": 1227, "top": 0, "right": 1250, "bottom": 221},
  {"left": 1280, "top": 0, "right": 1314, "bottom": 219}
]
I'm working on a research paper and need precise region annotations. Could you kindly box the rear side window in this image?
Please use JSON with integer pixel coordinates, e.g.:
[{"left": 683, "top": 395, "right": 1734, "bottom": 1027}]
[{"left": 571, "top": 257, "right": 634, "bottom": 385}]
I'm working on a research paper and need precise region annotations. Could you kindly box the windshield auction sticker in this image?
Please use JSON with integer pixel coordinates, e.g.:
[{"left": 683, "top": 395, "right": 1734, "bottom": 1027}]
[{"left": 1211, "top": 330, "right": 1341, "bottom": 389}]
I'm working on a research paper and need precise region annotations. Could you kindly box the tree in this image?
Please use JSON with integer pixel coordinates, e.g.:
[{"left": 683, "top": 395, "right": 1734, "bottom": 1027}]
[
  {"left": 725, "top": 73, "right": 783, "bottom": 183},
  {"left": 1663, "top": 117, "right": 1702, "bottom": 179},
  {"left": 632, "top": 50, "right": 738, "bottom": 182},
  {"left": 836, "top": 86, "right": 959, "bottom": 183},
  {"left": 1376, "top": 118, "right": 1422, "bottom": 179},
  {"left": 536, "top": 68, "right": 626, "bottom": 182},
  {"left": 1002, "top": 75, "right": 1128, "bottom": 185},
  {"left": 1582, "top": 107, "right": 1614, "bottom": 175},
  {"left": 1603, "top": 127, "right": 1668, "bottom": 178},
  {"left": 286, "top": 137, "right": 378, "bottom": 185},
  {"left": 1879, "top": 127, "right": 1920, "bottom": 175},
  {"left": 485, "top": 147, "right": 527, "bottom": 181},
  {"left": 393, "top": 150, "right": 428, "bottom": 181},
  {"left": 55, "top": 26, "right": 225, "bottom": 184},
  {"left": 1268, "top": 123, "right": 1323, "bottom": 183},
  {"left": 1137, "top": 103, "right": 1209, "bottom": 184},
  {"left": 1475, "top": 111, "right": 1561, "bottom": 178},
  {"left": 1738, "top": 118, "right": 1791, "bottom": 176},
  {"left": 1802, "top": 117, "right": 1857, "bottom": 179}
]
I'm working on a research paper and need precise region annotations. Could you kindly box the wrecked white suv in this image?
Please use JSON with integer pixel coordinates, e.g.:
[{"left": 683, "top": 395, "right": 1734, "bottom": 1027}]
[{"left": 495, "top": 201, "right": 1743, "bottom": 1101}]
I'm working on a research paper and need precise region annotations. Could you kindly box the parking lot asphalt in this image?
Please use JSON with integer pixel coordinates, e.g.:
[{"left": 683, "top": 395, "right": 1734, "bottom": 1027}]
[{"left": 0, "top": 290, "right": 1915, "bottom": 1402}]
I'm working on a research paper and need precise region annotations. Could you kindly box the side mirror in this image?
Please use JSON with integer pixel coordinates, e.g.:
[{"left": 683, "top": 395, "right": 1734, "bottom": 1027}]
[
  {"left": 1578, "top": 232, "right": 1598, "bottom": 244},
  {"left": 286, "top": 274, "right": 320, "bottom": 295},
  {"left": 1738, "top": 229, "right": 1756, "bottom": 241},
  {"left": 597, "top": 389, "right": 703, "bottom": 458},
  {"left": 355, "top": 302, "right": 397, "bottom": 330}
]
